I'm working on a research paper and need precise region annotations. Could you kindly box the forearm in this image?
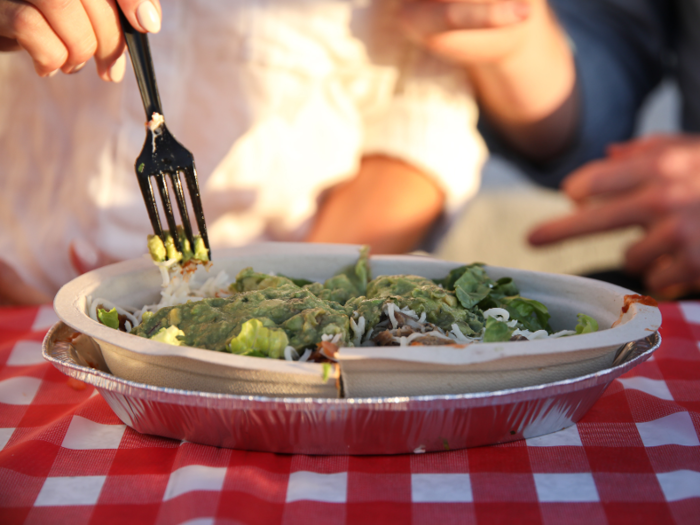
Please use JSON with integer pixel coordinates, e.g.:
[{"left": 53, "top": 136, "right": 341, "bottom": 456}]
[
  {"left": 305, "top": 155, "right": 445, "bottom": 254},
  {"left": 0, "top": 260, "right": 51, "bottom": 305},
  {"left": 468, "top": 3, "right": 578, "bottom": 161}
]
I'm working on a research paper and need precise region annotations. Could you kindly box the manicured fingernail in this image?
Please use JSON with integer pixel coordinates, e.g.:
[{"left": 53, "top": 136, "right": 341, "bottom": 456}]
[
  {"left": 109, "top": 54, "right": 126, "bottom": 83},
  {"left": 136, "top": 2, "right": 161, "bottom": 33},
  {"left": 47, "top": 69, "right": 59, "bottom": 78},
  {"left": 70, "top": 62, "right": 87, "bottom": 74}
]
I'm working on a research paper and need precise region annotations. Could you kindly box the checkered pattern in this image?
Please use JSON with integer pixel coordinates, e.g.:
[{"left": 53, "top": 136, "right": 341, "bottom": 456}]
[{"left": 1, "top": 303, "right": 699, "bottom": 524}]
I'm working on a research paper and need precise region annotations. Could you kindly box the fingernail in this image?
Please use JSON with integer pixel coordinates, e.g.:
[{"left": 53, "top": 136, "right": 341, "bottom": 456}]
[
  {"left": 47, "top": 69, "right": 59, "bottom": 78},
  {"left": 70, "top": 62, "right": 87, "bottom": 74},
  {"left": 72, "top": 238, "right": 99, "bottom": 269},
  {"left": 137, "top": 2, "right": 161, "bottom": 33},
  {"left": 109, "top": 54, "right": 126, "bottom": 83}
]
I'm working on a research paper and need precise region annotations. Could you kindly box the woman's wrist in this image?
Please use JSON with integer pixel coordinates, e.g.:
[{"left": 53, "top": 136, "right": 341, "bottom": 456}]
[{"left": 468, "top": 4, "right": 579, "bottom": 159}]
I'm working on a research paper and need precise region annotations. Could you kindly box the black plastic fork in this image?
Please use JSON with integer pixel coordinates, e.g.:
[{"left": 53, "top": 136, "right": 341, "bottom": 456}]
[{"left": 118, "top": 8, "right": 210, "bottom": 259}]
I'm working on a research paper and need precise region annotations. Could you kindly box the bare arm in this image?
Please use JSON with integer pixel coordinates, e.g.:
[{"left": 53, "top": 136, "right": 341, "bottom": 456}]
[
  {"left": 305, "top": 155, "right": 445, "bottom": 254},
  {"left": 0, "top": 260, "right": 50, "bottom": 305},
  {"left": 400, "top": 0, "right": 578, "bottom": 161},
  {"left": 0, "top": 239, "right": 119, "bottom": 305},
  {"left": 467, "top": 3, "right": 578, "bottom": 160}
]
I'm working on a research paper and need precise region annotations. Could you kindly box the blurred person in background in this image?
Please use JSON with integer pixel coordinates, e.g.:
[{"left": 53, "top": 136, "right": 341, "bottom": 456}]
[
  {"left": 528, "top": 0, "right": 700, "bottom": 299},
  {"left": 0, "top": 0, "right": 576, "bottom": 305},
  {"left": 403, "top": 0, "right": 700, "bottom": 298}
]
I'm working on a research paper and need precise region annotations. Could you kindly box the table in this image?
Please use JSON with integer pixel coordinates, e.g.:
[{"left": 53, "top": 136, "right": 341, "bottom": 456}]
[{"left": 1, "top": 303, "right": 699, "bottom": 525}]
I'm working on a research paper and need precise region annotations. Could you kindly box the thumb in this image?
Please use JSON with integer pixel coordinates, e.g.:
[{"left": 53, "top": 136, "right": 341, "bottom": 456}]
[{"left": 69, "top": 238, "right": 117, "bottom": 274}]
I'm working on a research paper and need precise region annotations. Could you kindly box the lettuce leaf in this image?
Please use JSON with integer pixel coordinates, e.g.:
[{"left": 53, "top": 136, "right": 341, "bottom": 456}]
[
  {"left": 97, "top": 307, "right": 120, "bottom": 330},
  {"left": 433, "top": 265, "right": 469, "bottom": 290},
  {"left": 482, "top": 317, "right": 515, "bottom": 342},
  {"left": 502, "top": 296, "right": 551, "bottom": 333},
  {"left": 227, "top": 318, "right": 289, "bottom": 359},
  {"left": 322, "top": 363, "right": 332, "bottom": 382},
  {"left": 453, "top": 265, "right": 495, "bottom": 309},
  {"left": 575, "top": 314, "right": 599, "bottom": 334}
]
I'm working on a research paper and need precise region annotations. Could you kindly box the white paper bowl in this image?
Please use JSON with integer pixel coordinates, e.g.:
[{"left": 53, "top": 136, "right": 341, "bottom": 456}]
[{"left": 54, "top": 243, "right": 661, "bottom": 398}]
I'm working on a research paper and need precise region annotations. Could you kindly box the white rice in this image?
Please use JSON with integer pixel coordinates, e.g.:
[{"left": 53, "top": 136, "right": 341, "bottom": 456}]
[
  {"left": 511, "top": 328, "right": 575, "bottom": 340},
  {"left": 395, "top": 330, "right": 455, "bottom": 346},
  {"left": 450, "top": 323, "right": 478, "bottom": 344},
  {"left": 284, "top": 346, "right": 299, "bottom": 361},
  {"left": 350, "top": 315, "right": 366, "bottom": 347},
  {"left": 483, "top": 308, "right": 510, "bottom": 321},
  {"left": 87, "top": 257, "right": 233, "bottom": 330},
  {"left": 483, "top": 307, "right": 518, "bottom": 328},
  {"left": 321, "top": 333, "right": 343, "bottom": 344},
  {"left": 385, "top": 302, "right": 398, "bottom": 329},
  {"left": 298, "top": 349, "right": 313, "bottom": 362}
]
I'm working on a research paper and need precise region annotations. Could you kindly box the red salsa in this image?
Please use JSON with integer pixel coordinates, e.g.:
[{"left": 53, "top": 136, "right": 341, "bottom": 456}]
[{"left": 622, "top": 294, "right": 658, "bottom": 313}]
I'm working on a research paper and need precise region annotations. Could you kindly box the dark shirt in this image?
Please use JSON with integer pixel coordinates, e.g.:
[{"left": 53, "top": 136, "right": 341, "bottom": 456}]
[{"left": 483, "top": 0, "right": 700, "bottom": 188}]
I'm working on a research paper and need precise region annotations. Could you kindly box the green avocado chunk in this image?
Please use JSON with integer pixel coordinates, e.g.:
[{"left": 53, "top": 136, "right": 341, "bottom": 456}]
[
  {"left": 147, "top": 227, "right": 209, "bottom": 264},
  {"left": 150, "top": 325, "right": 185, "bottom": 346},
  {"left": 147, "top": 235, "right": 167, "bottom": 263}
]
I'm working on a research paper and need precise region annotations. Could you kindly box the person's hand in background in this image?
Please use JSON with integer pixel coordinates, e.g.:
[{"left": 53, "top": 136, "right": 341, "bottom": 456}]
[
  {"left": 0, "top": 0, "right": 161, "bottom": 81},
  {"left": 399, "top": 0, "right": 578, "bottom": 161},
  {"left": 399, "top": 0, "right": 535, "bottom": 64},
  {"left": 529, "top": 134, "right": 700, "bottom": 298}
]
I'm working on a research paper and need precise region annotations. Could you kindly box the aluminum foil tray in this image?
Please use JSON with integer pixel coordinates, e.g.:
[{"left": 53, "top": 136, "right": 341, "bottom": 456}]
[{"left": 43, "top": 322, "right": 661, "bottom": 455}]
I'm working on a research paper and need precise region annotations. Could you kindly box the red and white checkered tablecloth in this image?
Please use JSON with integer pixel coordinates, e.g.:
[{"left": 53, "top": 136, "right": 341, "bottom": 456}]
[{"left": 1, "top": 303, "right": 699, "bottom": 525}]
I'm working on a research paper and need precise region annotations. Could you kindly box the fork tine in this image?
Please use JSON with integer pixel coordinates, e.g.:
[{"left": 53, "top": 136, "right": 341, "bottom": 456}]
[
  {"left": 155, "top": 173, "right": 182, "bottom": 253},
  {"left": 183, "top": 166, "right": 211, "bottom": 256},
  {"left": 137, "top": 175, "right": 163, "bottom": 237},
  {"left": 169, "top": 171, "right": 195, "bottom": 249}
]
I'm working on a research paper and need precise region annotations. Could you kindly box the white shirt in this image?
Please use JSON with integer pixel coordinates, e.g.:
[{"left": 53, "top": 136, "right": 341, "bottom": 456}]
[{"left": 0, "top": 0, "right": 486, "bottom": 296}]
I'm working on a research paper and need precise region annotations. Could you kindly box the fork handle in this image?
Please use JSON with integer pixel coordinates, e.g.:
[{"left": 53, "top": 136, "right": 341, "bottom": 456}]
[{"left": 117, "top": 6, "right": 163, "bottom": 119}]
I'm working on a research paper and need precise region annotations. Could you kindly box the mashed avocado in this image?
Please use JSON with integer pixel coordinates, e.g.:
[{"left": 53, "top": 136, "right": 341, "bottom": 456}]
[
  {"left": 132, "top": 281, "right": 351, "bottom": 352},
  {"left": 148, "top": 226, "right": 209, "bottom": 263},
  {"left": 130, "top": 249, "right": 596, "bottom": 356},
  {"left": 151, "top": 325, "right": 185, "bottom": 346},
  {"left": 132, "top": 248, "right": 476, "bottom": 352}
]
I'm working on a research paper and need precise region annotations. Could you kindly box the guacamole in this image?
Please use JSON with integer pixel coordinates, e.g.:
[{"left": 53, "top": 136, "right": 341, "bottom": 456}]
[
  {"left": 148, "top": 226, "right": 209, "bottom": 264},
  {"left": 124, "top": 247, "right": 597, "bottom": 359}
]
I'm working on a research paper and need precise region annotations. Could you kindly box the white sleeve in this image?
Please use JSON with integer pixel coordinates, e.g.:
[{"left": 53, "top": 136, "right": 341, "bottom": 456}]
[{"left": 362, "top": 49, "right": 488, "bottom": 214}]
